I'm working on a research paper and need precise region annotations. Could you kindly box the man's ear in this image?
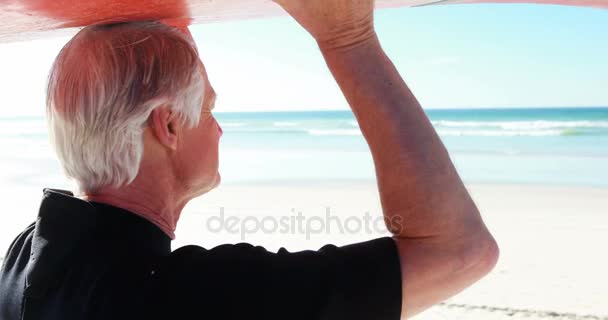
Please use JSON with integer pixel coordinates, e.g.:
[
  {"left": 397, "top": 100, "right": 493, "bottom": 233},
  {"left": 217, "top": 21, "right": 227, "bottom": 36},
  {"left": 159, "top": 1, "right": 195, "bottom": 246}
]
[{"left": 149, "top": 107, "right": 180, "bottom": 151}]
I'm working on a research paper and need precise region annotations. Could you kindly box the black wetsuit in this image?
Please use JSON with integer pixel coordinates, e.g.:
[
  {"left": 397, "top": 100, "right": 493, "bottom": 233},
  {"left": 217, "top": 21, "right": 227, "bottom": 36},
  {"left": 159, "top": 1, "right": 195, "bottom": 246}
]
[{"left": 0, "top": 188, "right": 401, "bottom": 320}]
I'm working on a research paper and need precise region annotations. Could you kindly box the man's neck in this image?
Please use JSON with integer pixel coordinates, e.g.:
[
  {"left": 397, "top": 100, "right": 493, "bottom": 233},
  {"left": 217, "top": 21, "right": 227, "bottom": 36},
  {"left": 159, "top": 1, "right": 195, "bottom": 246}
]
[{"left": 81, "top": 181, "right": 187, "bottom": 240}]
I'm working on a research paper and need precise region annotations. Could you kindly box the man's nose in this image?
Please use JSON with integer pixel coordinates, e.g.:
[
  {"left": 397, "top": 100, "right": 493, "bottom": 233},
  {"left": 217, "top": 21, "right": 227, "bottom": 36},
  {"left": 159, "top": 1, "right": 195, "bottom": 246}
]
[{"left": 217, "top": 121, "right": 223, "bottom": 137}]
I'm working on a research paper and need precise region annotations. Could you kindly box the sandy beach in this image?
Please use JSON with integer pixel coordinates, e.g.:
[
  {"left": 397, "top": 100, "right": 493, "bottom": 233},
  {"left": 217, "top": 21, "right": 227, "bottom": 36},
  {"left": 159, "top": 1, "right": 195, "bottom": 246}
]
[{"left": 2, "top": 182, "right": 607, "bottom": 319}]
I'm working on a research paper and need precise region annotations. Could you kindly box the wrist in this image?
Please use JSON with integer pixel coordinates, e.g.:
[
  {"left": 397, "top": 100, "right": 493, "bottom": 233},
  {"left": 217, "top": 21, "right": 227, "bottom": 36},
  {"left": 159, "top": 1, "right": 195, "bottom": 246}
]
[{"left": 316, "top": 27, "right": 378, "bottom": 53}]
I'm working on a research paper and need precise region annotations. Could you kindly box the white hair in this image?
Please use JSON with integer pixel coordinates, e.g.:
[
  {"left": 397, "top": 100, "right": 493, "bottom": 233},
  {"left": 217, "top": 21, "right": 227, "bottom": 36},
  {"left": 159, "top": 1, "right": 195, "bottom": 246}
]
[{"left": 46, "top": 21, "right": 205, "bottom": 193}]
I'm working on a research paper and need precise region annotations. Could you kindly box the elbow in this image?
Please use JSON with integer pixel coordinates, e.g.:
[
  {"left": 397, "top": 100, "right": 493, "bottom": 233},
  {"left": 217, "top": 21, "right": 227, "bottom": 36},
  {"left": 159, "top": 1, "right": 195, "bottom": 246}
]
[{"left": 464, "top": 232, "right": 500, "bottom": 279}]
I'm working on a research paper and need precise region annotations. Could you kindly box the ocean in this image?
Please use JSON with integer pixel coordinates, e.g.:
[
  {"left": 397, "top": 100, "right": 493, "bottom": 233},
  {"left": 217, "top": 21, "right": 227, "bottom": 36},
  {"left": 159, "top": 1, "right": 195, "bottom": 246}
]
[{"left": 1, "top": 107, "right": 607, "bottom": 189}]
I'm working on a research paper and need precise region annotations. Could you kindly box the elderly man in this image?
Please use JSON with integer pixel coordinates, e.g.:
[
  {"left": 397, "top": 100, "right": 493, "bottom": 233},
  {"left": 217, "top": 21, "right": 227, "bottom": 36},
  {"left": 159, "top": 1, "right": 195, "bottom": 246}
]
[{"left": 0, "top": 0, "right": 498, "bottom": 319}]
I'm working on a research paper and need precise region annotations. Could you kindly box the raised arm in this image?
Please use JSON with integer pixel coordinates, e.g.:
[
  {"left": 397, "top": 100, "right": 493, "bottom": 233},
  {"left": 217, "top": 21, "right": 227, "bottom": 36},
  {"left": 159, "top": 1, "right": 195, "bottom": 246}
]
[{"left": 274, "top": 0, "right": 499, "bottom": 318}]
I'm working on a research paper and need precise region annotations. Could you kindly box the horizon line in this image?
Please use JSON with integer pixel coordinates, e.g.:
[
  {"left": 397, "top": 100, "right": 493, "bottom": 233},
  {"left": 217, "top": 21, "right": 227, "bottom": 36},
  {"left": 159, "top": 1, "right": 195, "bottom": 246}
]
[{"left": 213, "top": 105, "right": 608, "bottom": 114}]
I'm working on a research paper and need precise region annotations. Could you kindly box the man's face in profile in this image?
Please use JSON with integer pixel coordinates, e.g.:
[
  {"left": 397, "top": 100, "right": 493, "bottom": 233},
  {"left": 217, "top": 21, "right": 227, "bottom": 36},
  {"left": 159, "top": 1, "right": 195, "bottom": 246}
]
[{"left": 176, "top": 62, "right": 223, "bottom": 197}]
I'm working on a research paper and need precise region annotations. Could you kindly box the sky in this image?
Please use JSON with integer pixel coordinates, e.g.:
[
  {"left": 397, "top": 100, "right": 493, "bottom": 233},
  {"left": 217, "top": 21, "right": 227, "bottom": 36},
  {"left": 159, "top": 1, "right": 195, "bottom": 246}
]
[{"left": 0, "top": 3, "right": 607, "bottom": 116}]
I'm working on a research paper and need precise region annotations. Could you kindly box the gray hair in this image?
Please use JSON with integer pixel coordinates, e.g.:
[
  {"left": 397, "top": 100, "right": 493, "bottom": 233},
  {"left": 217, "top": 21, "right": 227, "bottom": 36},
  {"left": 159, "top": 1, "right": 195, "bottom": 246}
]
[{"left": 47, "top": 21, "right": 205, "bottom": 193}]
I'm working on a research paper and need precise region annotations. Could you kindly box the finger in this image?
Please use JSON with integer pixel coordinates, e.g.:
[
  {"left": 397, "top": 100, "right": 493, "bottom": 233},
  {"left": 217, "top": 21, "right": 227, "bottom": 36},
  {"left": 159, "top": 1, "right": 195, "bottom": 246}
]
[{"left": 271, "top": 0, "right": 286, "bottom": 7}]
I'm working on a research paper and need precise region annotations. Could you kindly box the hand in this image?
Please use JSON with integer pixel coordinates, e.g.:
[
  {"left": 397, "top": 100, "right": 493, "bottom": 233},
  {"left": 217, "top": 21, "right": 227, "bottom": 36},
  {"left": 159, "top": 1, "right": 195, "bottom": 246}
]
[{"left": 273, "top": 0, "right": 376, "bottom": 50}]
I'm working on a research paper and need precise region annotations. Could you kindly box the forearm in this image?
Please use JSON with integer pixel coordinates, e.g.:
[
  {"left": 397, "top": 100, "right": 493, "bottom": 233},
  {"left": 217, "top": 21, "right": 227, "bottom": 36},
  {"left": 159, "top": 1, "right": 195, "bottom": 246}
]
[{"left": 319, "top": 35, "right": 486, "bottom": 239}]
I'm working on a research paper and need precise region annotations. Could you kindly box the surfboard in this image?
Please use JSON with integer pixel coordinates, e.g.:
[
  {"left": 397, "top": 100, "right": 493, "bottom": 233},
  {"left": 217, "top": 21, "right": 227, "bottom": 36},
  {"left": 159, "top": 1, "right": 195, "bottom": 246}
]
[{"left": 1, "top": 0, "right": 607, "bottom": 43}]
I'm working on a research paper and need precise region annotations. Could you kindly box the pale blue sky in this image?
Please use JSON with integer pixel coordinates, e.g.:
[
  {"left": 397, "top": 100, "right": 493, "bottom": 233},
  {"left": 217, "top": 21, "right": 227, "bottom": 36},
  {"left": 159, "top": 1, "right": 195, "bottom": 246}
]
[{"left": 0, "top": 4, "right": 606, "bottom": 116}]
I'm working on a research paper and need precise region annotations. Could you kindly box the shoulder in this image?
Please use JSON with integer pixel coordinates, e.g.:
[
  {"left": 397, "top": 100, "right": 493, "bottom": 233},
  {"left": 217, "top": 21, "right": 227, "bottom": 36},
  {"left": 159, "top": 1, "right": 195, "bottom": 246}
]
[
  {"left": 154, "top": 237, "right": 400, "bottom": 297},
  {"left": 145, "top": 238, "right": 401, "bottom": 320},
  {"left": 1, "top": 222, "right": 36, "bottom": 271},
  {"left": 0, "top": 222, "right": 36, "bottom": 318},
  {"left": 163, "top": 237, "right": 399, "bottom": 271}
]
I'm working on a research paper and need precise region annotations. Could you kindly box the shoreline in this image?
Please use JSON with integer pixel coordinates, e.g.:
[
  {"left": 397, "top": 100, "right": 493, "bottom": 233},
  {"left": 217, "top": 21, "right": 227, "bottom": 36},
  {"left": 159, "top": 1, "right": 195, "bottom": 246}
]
[{"left": 219, "top": 178, "right": 608, "bottom": 190}]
